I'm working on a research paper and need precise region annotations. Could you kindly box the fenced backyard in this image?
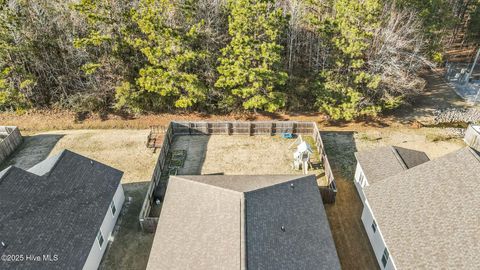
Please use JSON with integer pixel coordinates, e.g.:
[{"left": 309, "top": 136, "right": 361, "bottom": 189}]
[
  {"left": 139, "top": 121, "right": 337, "bottom": 232},
  {"left": 0, "top": 126, "right": 22, "bottom": 165}
]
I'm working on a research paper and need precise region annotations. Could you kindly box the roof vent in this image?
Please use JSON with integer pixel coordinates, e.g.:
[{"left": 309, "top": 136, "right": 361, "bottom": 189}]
[
  {"left": 290, "top": 183, "right": 295, "bottom": 189},
  {"left": 281, "top": 226, "right": 286, "bottom": 232},
  {"left": 90, "top": 160, "right": 94, "bottom": 165}
]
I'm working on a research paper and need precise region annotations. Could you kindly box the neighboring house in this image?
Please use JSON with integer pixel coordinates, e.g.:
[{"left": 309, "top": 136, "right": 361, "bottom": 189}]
[
  {"left": 356, "top": 147, "right": 480, "bottom": 269},
  {"left": 146, "top": 175, "right": 340, "bottom": 270},
  {"left": 353, "top": 146, "right": 430, "bottom": 203},
  {"left": 0, "top": 150, "right": 124, "bottom": 270}
]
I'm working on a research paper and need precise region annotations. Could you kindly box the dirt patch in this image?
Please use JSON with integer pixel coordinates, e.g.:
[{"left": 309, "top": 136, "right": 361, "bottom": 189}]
[{"left": 390, "top": 70, "right": 477, "bottom": 124}]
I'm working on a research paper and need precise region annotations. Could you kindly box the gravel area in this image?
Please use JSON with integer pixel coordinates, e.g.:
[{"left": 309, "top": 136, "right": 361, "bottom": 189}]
[{"left": 432, "top": 108, "right": 480, "bottom": 124}]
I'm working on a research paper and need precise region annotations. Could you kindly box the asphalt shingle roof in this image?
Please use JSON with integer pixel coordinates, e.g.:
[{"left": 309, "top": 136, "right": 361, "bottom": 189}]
[
  {"left": 146, "top": 175, "right": 340, "bottom": 270},
  {"left": 364, "top": 147, "right": 480, "bottom": 269},
  {"left": 0, "top": 150, "right": 123, "bottom": 270},
  {"left": 355, "top": 146, "right": 430, "bottom": 184}
]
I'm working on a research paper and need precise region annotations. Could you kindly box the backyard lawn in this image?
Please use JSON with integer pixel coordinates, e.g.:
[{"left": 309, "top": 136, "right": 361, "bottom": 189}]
[{"left": 0, "top": 126, "right": 466, "bottom": 270}]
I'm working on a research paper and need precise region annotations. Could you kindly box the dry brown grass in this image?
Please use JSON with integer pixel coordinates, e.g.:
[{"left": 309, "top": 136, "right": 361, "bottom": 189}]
[
  {"left": 42, "top": 129, "right": 159, "bottom": 182},
  {"left": 169, "top": 135, "right": 327, "bottom": 185},
  {"left": 2, "top": 129, "right": 159, "bottom": 183},
  {"left": 0, "top": 109, "right": 327, "bottom": 132}
]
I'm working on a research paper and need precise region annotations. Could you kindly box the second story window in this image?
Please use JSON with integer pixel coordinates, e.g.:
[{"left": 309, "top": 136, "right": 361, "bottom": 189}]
[
  {"left": 97, "top": 230, "right": 104, "bottom": 248},
  {"left": 381, "top": 248, "right": 389, "bottom": 267},
  {"left": 110, "top": 200, "right": 116, "bottom": 215}
]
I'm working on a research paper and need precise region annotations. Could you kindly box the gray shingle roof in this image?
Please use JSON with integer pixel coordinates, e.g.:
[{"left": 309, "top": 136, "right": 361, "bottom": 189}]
[
  {"left": 0, "top": 150, "right": 123, "bottom": 270},
  {"left": 147, "top": 175, "right": 340, "bottom": 270},
  {"left": 364, "top": 147, "right": 480, "bottom": 269},
  {"left": 355, "top": 146, "right": 430, "bottom": 184}
]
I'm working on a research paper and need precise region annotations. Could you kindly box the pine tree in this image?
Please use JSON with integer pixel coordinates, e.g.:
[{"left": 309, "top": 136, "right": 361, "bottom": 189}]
[
  {"left": 116, "top": 0, "right": 207, "bottom": 111},
  {"left": 215, "top": 0, "right": 288, "bottom": 112},
  {"left": 314, "top": 0, "right": 382, "bottom": 120}
]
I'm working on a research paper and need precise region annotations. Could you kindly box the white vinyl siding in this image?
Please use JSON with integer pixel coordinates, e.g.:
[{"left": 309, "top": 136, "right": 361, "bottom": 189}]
[
  {"left": 354, "top": 163, "right": 367, "bottom": 203},
  {"left": 83, "top": 184, "right": 125, "bottom": 270},
  {"left": 361, "top": 202, "right": 396, "bottom": 270}
]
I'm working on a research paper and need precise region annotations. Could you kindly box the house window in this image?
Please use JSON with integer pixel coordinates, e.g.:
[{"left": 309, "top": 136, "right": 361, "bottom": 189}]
[
  {"left": 97, "top": 230, "right": 104, "bottom": 248},
  {"left": 371, "top": 220, "right": 377, "bottom": 233},
  {"left": 359, "top": 173, "right": 366, "bottom": 186},
  {"left": 110, "top": 200, "right": 116, "bottom": 215},
  {"left": 381, "top": 248, "right": 389, "bottom": 267}
]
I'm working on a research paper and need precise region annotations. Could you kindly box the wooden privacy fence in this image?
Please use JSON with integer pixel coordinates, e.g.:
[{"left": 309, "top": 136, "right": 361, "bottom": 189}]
[
  {"left": 464, "top": 124, "right": 480, "bottom": 151},
  {"left": 0, "top": 126, "right": 22, "bottom": 165},
  {"left": 139, "top": 121, "right": 337, "bottom": 232},
  {"left": 170, "top": 121, "right": 316, "bottom": 135}
]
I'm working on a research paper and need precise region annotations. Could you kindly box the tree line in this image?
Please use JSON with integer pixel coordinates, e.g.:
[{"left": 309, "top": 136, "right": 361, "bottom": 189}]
[{"left": 1, "top": 0, "right": 479, "bottom": 120}]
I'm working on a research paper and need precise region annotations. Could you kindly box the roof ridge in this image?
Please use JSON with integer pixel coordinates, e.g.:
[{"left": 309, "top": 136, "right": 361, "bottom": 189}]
[
  {"left": 368, "top": 147, "right": 477, "bottom": 189},
  {"left": 0, "top": 166, "right": 14, "bottom": 184},
  {"left": 171, "top": 176, "right": 244, "bottom": 194},
  {"left": 243, "top": 174, "right": 314, "bottom": 193},
  {"left": 43, "top": 150, "right": 68, "bottom": 177},
  {"left": 467, "top": 147, "right": 480, "bottom": 163},
  {"left": 390, "top": 146, "right": 408, "bottom": 170}
]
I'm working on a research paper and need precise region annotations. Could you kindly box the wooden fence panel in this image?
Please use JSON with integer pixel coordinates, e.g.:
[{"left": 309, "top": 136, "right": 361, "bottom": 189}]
[
  {"left": 0, "top": 126, "right": 22, "bottom": 165},
  {"left": 171, "top": 122, "right": 190, "bottom": 134},
  {"left": 231, "top": 122, "right": 250, "bottom": 135},
  {"left": 139, "top": 123, "right": 174, "bottom": 230},
  {"left": 251, "top": 122, "right": 273, "bottom": 135},
  {"left": 275, "top": 122, "right": 294, "bottom": 133},
  {"left": 319, "top": 187, "right": 336, "bottom": 204}
]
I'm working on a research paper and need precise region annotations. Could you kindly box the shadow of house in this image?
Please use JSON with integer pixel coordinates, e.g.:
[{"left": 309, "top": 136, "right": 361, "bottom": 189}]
[
  {"left": 318, "top": 131, "right": 380, "bottom": 270},
  {"left": 0, "top": 134, "right": 64, "bottom": 171},
  {"left": 99, "top": 182, "right": 155, "bottom": 270},
  {"left": 173, "top": 135, "right": 211, "bottom": 175},
  {"left": 149, "top": 135, "right": 211, "bottom": 217}
]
